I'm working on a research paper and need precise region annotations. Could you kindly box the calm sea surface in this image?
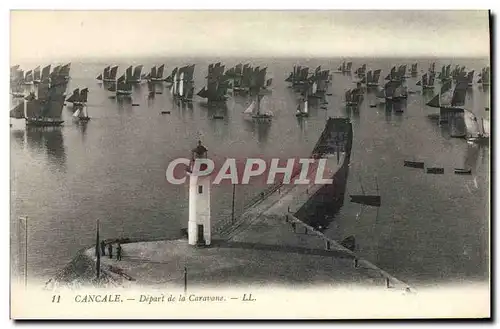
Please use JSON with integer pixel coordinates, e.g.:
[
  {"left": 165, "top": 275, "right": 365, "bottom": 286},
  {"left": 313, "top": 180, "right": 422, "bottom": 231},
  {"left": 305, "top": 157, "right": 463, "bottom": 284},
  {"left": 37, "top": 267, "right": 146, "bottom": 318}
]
[{"left": 10, "top": 57, "right": 490, "bottom": 287}]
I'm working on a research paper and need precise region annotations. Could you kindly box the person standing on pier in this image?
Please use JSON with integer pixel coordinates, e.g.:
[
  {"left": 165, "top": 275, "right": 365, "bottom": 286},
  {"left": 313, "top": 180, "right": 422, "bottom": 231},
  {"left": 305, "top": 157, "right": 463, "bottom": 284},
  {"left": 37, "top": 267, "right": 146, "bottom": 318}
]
[
  {"left": 117, "top": 243, "right": 122, "bottom": 261},
  {"left": 108, "top": 243, "right": 113, "bottom": 259},
  {"left": 100, "top": 240, "right": 106, "bottom": 256}
]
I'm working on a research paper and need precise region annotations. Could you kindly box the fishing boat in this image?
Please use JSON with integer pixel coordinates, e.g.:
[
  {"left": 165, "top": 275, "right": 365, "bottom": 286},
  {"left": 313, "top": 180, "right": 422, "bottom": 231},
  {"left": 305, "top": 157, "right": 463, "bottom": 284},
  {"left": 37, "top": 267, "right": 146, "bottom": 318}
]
[
  {"left": 10, "top": 82, "right": 66, "bottom": 126},
  {"left": 463, "top": 110, "right": 490, "bottom": 146},
  {"left": 426, "top": 167, "right": 444, "bottom": 174},
  {"left": 33, "top": 66, "right": 41, "bottom": 84},
  {"left": 40, "top": 65, "right": 51, "bottom": 82},
  {"left": 295, "top": 97, "right": 309, "bottom": 118},
  {"left": 23, "top": 70, "right": 34, "bottom": 85},
  {"left": 72, "top": 88, "right": 89, "bottom": 107},
  {"left": 243, "top": 94, "right": 273, "bottom": 120},
  {"left": 149, "top": 64, "right": 166, "bottom": 82},
  {"left": 416, "top": 72, "right": 435, "bottom": 90},
  {"left": 102, "top": 66, "right": 118, "bottom": 82},
  {"left": 366, "top": 69, "right": 381, "bottom": 87},
  {"left": 110, "top": 74, "right": 132, "bottom": 96},
  {"left": 478, "top": 67, "right": 490, "bottom": 86},
  {"left": 427, "top": 80, "right": 467, "bottom": 124},
  {"left": 65, "top": 88, "right": 80, "bottom": 105},
  {"left": 285, "top": 65, "right": 309, "bottom": 87},
  {"left": 10, "top": 82, "right": 25, "bottom": 98},
  {"left": 354, "top": 64, "right": 367, "bottom": 77},
  {"left": 393, "top": 82, "right": 408, "bottom": 100},
  {"left": 72, "top": 101, "right": 90, "bottom": 122},
  {"left": 404, "top": 160, "right": 425, "bottom": 169},
  {"left": 454, "top": 168, "right": 472, "bottom": 175},
  {"left": 172, "top": 64, "right": 195, "bottom": 102},
  {"left": 336, "top": 61, "right": 352, "bottom": 73},
  {"left": 410, "top": 63, "right": 418, "bottom": 76},
  {"left": 197, "top": 63, "right": 229, "bottom": 104},
  {"left": 125, "top": 65, "right": 143, "bottom": 83},
  {"left": 345, "top": 85, "right": 363, "bottom": 107}
]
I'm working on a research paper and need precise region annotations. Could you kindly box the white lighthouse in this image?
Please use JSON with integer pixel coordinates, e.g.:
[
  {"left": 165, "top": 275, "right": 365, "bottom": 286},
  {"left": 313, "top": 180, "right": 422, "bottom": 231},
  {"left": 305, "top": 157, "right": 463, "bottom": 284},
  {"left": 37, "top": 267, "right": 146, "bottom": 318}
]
[{"left": 187, "top": 140, "right": 212, "bottom": 246}]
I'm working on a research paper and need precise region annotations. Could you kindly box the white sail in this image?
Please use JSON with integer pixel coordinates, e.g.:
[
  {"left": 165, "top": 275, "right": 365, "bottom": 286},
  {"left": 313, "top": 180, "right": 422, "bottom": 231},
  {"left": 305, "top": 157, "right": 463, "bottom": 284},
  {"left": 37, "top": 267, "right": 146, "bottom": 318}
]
[
  {"left": 303, "top": 100, "right": 308, "bottom": 114},
  {"left": 312, "top": 82, "right": 317, "bottom": 95},
  {"left": 260, "top": 95, "right": 273, "bottom": 117},
  {"left": 244, "top": 100, "right": 256, "bottom": 114},
  {"left": 179, "top": 72, "right": 184, "bottom": 96},
  {"left": 82, "top": 106, "right": 89, "bottom": 118},
  {"left": 463, "top": 110, "right": 481, "bottom": 138},
  {"left": 73, "top": 108, "right": 81, "bottom": 117},
  {"left": 481, "top": 118, "right": 490, "bottom": 136},
  {"left": 172, "top": 72, "right": 178, "bottom": 95}
]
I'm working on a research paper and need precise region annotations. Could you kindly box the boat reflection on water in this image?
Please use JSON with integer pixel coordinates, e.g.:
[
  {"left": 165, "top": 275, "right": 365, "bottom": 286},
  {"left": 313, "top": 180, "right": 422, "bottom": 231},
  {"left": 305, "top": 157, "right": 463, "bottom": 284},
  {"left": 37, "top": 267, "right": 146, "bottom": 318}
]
[
  {"left": 242, "top": 117, "right": 271, "bottom": 144},
  {"left": 116, "top": 95, "right": 132, "bottom": 109},
  {"left": 11, "top": 129, "right": 25, "bottom": 148},
  {"left": 25, "top": 126, "right": 66, "bottom": 170}
]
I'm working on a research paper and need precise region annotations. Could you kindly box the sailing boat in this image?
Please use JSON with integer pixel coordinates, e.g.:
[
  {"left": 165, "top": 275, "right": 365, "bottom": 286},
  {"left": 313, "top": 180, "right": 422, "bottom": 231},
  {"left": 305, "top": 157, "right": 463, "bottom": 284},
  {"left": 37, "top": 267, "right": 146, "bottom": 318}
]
[
  {"left": 10, "top": 82, "right": 66, "bottom": 126},
  {"left": 243, "top": 94, "right": 273, "bottom": 120},
  {"left": 393, "top": 81, "right": 408, "bottom": 100},
  {"left": 463, "top": 110, "right": 490, "bottom": 146},
  {"left": 125, "top": 65, "right": 143, "bottom": 83},
  {"left": 477, "top": 67, "right": 490, "bottom": 86},
  {"left": 465, "top": 70, "right": 475, "bottom": 87},
  {"left": 111, "top": 74, "right": 132, "bottom": 96},
  {"left": 345, "top": 86, "right": 363, "bottom": 106},
  {"left": 150, "top": 64, "right": 165, "bottom": 82},
  {"left": 197, "top": 63, "right": 229, "bottom": 104},
  {"left": 105, "top": 66, "right": 118, "bottom": 82},
  {"left": 74, "top": 88, "right": 89, "bottom": 107},
  {"left": 410, "top": 63, "right": 418, "bottom": 76},
  {"left": 426, "top": 80, "right": 466, "bottom": 123},
  {"left": 72, "top": 101, "right": 90, "bottom": 122},
  {"left": 416, "top": 73, "right": 435, "bottom": 90},
  {"left": 65, "top": 88, "right": 80, "bottom": 106},
  {"left": 23, "top": 70, "right": 34, "bottom": 85},
  {"left": 96, "top": 65, "right": 109, "bottom": 81},
  {"left": 366, "top": 69, "right": 381, "bottom": 87},
  {"left": 40, "top": 65, "right": 51, "bottom": 82},
  {"left": 295, "top": 97, "right": 309, "bottom": 118},
  {"left": 10, "top": 84, "right": 24, "bottom": 98},
  {"left": 33, "top": 66, "right": 41, "bottom": 84}
]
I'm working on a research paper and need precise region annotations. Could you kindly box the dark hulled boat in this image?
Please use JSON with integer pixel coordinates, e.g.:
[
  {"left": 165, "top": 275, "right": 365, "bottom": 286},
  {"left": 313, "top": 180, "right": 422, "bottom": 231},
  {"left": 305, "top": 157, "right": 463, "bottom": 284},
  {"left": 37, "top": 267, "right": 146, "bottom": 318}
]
[{"left": 404, "top": 160, "right": 425, "bottom": 169}]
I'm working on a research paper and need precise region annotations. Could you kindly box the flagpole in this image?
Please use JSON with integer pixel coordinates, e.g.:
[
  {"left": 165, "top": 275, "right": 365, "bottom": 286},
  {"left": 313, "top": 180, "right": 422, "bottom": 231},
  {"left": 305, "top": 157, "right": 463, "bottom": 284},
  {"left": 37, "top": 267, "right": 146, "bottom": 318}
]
[
  {"left": 96, "top": 219, "right": 100, "bottom": 280},
  {"left": 24, "top": 216, "right": 28, "bottom": 289}
]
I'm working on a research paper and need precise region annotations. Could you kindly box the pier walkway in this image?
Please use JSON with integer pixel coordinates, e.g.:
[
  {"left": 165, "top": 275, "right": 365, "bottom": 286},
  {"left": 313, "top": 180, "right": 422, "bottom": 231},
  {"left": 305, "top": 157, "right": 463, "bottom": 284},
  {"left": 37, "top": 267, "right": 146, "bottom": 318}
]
[{"left": 82, "top": 168, "right": 413, "bottom": 292}]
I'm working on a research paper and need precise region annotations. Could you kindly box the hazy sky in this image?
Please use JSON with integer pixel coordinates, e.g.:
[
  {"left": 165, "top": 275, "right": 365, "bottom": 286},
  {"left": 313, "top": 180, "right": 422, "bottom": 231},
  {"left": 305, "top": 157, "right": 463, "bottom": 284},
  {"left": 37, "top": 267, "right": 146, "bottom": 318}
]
[{"left": 10, "top": 10, "right": 490, "bottom": 61}]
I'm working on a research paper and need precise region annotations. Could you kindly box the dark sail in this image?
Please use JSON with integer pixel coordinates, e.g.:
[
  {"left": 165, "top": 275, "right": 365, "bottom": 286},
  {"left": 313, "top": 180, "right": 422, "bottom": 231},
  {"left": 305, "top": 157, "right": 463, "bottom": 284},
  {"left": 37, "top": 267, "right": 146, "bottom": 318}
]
[
  {"left": 426, "top": 94, "right": 440, "bottom": 108},
  {"left": 109, "top": 66, "right": 118, "bottom": 80},
  {"left": 66, "top": 88, "right": 80, "bottom": 102},
  {"left": 451, "top": 81, "right": 468, "bottom": 107},
  {"left": 33, "top": 66, "right": 41, "bottom": 81},
  {"left": 157, "top": 64, "right": 165, "bottom": 78},
  {"left": 10, "top": 102, "right": 25, "bottom": 119},
  {"left": 37, "top": 82, "right": 50, "bottom": 101},
  {"left": 125, "top": 66, "right": 133, "bottom": 81},
  {"left": 133, "top": 65, "right": 143, "bottom": 80},
  {"left": 26, "top": 99, "right": 42, "bottom": 118},
  {"left": 151, "top": 66, "right": 157, "bottom": 79},
  {"left": 79, "top": 88, "right": 89, "bottom": 103},
  {"left": 103, "top": 66, "right": 111, "bottom": 80}
]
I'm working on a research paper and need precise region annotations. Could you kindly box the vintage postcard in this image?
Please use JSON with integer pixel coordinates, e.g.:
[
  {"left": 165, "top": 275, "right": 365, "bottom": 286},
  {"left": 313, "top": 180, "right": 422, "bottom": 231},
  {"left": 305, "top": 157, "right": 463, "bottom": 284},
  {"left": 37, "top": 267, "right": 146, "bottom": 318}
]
[{"left": 9, "top": 10, "right": 490, "bottom": 319}]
